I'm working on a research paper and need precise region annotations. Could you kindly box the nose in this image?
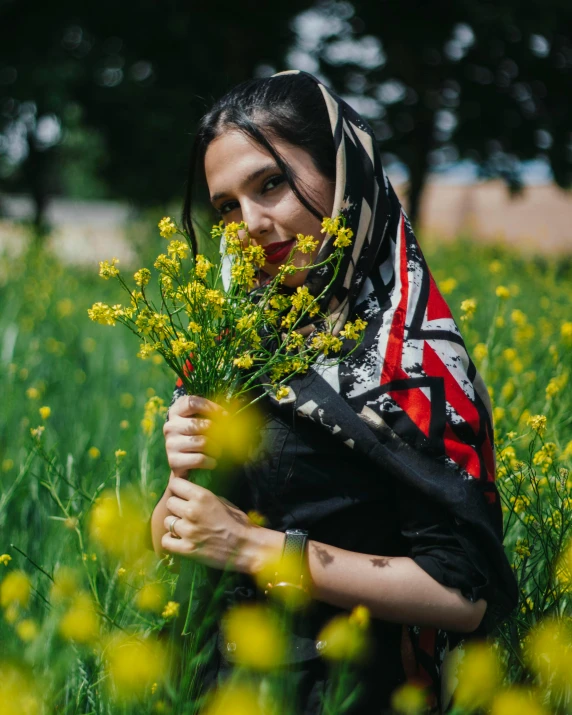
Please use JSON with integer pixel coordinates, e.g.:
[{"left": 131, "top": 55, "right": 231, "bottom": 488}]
[{"left": 239, "top": 199, "right": 273, "bottom": 242}]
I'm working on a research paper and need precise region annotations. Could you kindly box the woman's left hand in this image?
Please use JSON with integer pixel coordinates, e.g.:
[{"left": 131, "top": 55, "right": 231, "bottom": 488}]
[{"left": 162, "top": 476, "right": 256, "bottom": 573}]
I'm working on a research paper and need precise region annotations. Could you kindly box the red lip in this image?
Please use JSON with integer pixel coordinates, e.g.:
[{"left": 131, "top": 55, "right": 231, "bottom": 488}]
[{"left": 263, "top": 238, "right": 296, "bottom": 264}]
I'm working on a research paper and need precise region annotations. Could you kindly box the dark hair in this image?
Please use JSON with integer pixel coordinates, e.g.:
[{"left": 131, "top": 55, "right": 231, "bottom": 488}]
[{"left": 182, "top": 73, "right": 336, "bottom": 253}]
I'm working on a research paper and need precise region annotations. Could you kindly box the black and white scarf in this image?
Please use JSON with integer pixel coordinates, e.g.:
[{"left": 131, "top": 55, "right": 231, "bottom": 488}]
[{"left": 267, "top": 69, "right": 518, "bottom": 710}]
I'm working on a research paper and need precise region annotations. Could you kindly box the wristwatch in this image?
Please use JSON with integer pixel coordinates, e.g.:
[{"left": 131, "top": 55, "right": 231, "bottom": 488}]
[{"left": 264, "top": 528, "right": 311, "bottom": 609}]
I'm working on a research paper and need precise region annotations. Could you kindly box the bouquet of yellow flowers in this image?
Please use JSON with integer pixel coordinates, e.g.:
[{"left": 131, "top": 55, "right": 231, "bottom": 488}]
[{"left": 89, "top": 215, "right": 367, "bottom": 407}]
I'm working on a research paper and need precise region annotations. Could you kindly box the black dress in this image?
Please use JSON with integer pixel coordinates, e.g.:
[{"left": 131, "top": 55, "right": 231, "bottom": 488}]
[{"left": 192, "top": 393, "right": 495, "bottom": 714}]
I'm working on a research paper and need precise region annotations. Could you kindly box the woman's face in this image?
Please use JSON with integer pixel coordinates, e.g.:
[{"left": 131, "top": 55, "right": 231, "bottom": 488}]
[{"left": 204, "top": 129, "right": 335, "bottom": 288}]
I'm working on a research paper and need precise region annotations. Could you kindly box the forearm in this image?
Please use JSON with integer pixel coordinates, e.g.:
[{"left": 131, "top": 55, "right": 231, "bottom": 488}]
[{"left": 250, "top": 529, "right": 487, "bottom": 633}]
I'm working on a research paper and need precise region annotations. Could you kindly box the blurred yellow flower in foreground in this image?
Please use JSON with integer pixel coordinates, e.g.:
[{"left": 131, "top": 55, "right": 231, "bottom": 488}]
[
  {"left": 495, "top": 285, "right": 510, "bottom": 299},
  {"left": 391, "top": 682, "right": 427, "bottom": 715},
  {"left": 316, "top": 605, "right": 371, "bottom": 663},
  {"left": 59, "top": 593, "right": 99, "bottom": 644},
  {"left": 135, "top": 582, "right": 166, "bottom": 614},
  {"left": 38, "top": 406, "right": 51, "bottom": 420},
  {"left": 490, "top": 687, "right": 548, "bottom": 715},
  {"left": 16, "top": 618, "right": 39, "bottom": 642},
  {"left": 0, "top": 570, "right": 31, "bottom": 609},
  {"left": 254, "top": 549, "right": 312, "bottom": 610},
  {"left": 201, "top": 682, "right": 264, "bottom": 715},
  {"left": 88, "top": 446, "right": 100, "bottom": 459},
  {"left": 453, "top": 641, "right": 502, "bottom": 711},
  {"left": 208, "top": 405, "right": 263, "bottom": 464},
  {"left": 105, "top": 634, "right": 167, "bottom": 701},
  {"left": 51, "top": 567, "right": 80, "bottom": 602},
  {"left": 438, "top": 277, "right": 458, "bottom": 295},
  {"left": 89, "top": 490, "right": 147, "bottom": 564},
  {"left": 222, "top": 604, "right": 286, "bottom": 671},
  {"left": 523, "top": 618, "right": 572, "bottom": 690},
  {"left": 0, "top": 663, "right": 44, "bottom": 715},
  {"left": 0, "top": 554, "right": 11, "bottom": 566}
]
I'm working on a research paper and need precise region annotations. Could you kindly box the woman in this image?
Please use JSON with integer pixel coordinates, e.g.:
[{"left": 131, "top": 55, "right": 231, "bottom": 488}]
[{"left": 150, "top": 70, "right": 518, "bottom": 713}]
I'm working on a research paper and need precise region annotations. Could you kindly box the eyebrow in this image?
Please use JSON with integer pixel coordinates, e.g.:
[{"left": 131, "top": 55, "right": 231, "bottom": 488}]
[{"left": 210, "top": 163, "right": 279, "bottom": 205}]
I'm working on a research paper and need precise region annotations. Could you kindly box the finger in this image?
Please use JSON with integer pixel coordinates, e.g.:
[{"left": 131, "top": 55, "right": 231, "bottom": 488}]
[
  {"left": 165, "top": 495, "right": 193, "bottom": 519},
  {"left": 161, "top": 531, "right": 196, "bottom": 555},
  {"left": 169, "top": 476, "right": 211, "bottom": 500},
  {"left": 163, "top": 514, "right": 191, "bottom": 537},
  {"left": 166, "top": 434, "right": 222, "bottom": 459},
  {"left": 165, "top": 415, "right": 213, "bottom": 437},
  {"left": 168, "top": 452, "right": 218, "bottom": 474},
  {"left": 169, "top": 394, "right": 227, "bottom": 420}
]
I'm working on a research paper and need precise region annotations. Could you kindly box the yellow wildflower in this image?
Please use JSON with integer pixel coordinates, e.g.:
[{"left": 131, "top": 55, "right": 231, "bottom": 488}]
[
  {"left": 136, "top": 583, "right": 166, "bottom": 614},
  {"left": 234, "top": 355, "right": 254, "bottom": 369},
  {"left": 188, "top": 321, "right": 202, "bottom": 333},
  {"left": 524, "top": 618, "right": 571, "bottom": 691},
  {"left": 269, "top": 293, "right": 291, "bottom": 311},
  {"left": 98, "top": 257, "right": 120, "bottom": 279},
  {"left": 231, "top": 261, "right": 256, "bottom": 288},
  {"left": 495, "top": 285, "right": 510, "bottom": 299},
  {"left": 162, "top": 601, "right": 180, "bottom": 619},
  {"left": 454, "top": 641, "right": 502, "bottom": 711},
  {"left": 391, "top": 683, "right": 427, "bottom": 715},
  {"left": 316, "top": 610, "right": 370, "bottom": 663},
  {"left": 291, "top": 286, "right": 318, "bottom": 315},
  {"left": 509, "top": 495, "right": 531, "bottom": 514},
  {"left": 560, "top": 321, "right": 572, "bottom": 344},
  {"left": 438, "top": 277, "right": 458, "bottom": 295},
  {"left": 310, "top": 333, "right": 343, "bottom": 355},
  {"left": 348, "top": 604, "right": 370, "bottom": 629},
  {"left": 26, "top": 387, "right": 40, "bottom": 400},
  {"left": 274, "top": 386, "right": 290, "bottom": 401},
  {"left": 88, "top": 446, "right": 100, "bottom": 459},
  {"left": 510, "top": 309, "right": 527, "bottom": 326},
  {"left": 39, "top": 405, "right": 51, "bottom": 420},
  {"left": 59, "top": 592, "right": 99, "bottom": 644},
  {"left": 285, "top": 332, "right": 305, "bottom": 351},
  {"left": 527, "top": 414, "right": 547, "bottom": 436},
  {"left": 2, "top": 458, "right": 14, "bottom": 472},
  {"left": 490, "top": 687, "right": 548, "bottom": 715},
  {"left": 296, "top": 233, "right": 319, "bottom": 254},
  {"left": 321, "top": 216, "right": 341, "bottom": 235},
  {"left": 106, "top": 634, "right": 167, "bottom": 700},
  {"left": 201, "top": 682, "right": 264, "bottom": 715},
  {"left": 115, "top": 449, "right": 127, "bottom": 461},
  {"left": 89, "top": 489, "right": 148, "bottom": 564},
  {"left": 170, "top": 338, "right": 196, "bottom": 358},
  {"left": 154, "top": 253, "right": 179, "bottom": 274},
  {"left": 489, "top": 260, "right": 503, "bottom": 274},
  {"left": 195, "top": 254, "right": 213, "bottom": 278},
  {"left": 158, "top": 216, "right": 176, "bottom": 238},
  {"left": 120, "top": 420, "right": 129, "bottom": 430},
  {"left": 460, "top": 298, "right": 477, "bottom": 321},
  {"left": 281, "top": 311, "right": 298, "bottom": 329},
  {"left": 134, "top": 268, "right": 151, "bottom": 286},
  {"left": 1, "top": 570, "right": 31, "bottom": 609},
  {"left": 333, "top": 226, "right": 353, "bottom": 248},
  {"left": 16, "top": 618, "right": 39, "bottom": 642},
  {"left": 340, "top": 318, "right": 368, "bottom": 341},
  {"left": 244, "top": 244, "right": 266, "bottom": 267},
  {"left": 473, "top": 343, "right": 488, "bottom": 361},
  {"left": 247, "top": 510, "right": 267, "bottom": 527},
  {"left": 167, "top": 239, "right": 189, "bottom": 260},
  {"left": 30, "top": 426, "right": 45, "bottom": 439},
  {"left": 546, "top": 372, "right": 568, "bottom": 399},
  {"left": 117, "top": 567, "right": 127, "bottom": 578},
  {"left": 222, "top": 603, "right": 286, "bottom": 671},
  {"left": 0, "top": 554, "right": 12, "bottom": 566},
  {"left": 51, "top": 567, "right": 80, "bottom": 602},
  {"left": 88, "top": 302, "right": 117, "bottom": 326}
]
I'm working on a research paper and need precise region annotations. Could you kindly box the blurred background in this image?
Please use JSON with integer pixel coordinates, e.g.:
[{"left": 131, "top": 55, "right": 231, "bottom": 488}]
[{"left": 0, "top": 0, "right": 571, "bottom": 263}]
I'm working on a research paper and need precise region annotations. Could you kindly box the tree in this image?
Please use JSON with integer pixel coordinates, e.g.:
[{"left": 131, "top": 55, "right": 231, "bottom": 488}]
[{"left": 293, "top": 0, "right": 572, "bottom": 227}]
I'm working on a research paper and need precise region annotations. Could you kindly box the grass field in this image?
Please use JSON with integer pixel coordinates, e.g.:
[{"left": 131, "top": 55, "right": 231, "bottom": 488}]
[{"left": 1, "top": 228, "right": 572, "bottom": 714}]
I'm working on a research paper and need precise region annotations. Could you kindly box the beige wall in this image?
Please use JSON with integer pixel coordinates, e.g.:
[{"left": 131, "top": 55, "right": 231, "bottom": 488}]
[{"left": 394, "top": 180, "right": 572, "bottom": 256}]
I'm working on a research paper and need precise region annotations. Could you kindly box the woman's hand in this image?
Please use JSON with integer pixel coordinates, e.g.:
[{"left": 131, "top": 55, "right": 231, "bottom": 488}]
[
  {"left": 163, "top": 394, "right": 224, "bottom": 477},
  {"left": 161, "top": 476, "right": 261, "bottom": 573}
]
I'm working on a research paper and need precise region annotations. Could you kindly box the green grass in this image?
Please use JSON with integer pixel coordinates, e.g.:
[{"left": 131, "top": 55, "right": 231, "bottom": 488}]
[{"left": 2, "top": 230, "right": 572, "bottom": 713}]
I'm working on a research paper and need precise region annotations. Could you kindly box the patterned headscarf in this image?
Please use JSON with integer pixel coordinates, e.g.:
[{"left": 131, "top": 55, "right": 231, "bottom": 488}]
[{"left": 266, "top": 69, "right": 518, "bottom": 709}]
